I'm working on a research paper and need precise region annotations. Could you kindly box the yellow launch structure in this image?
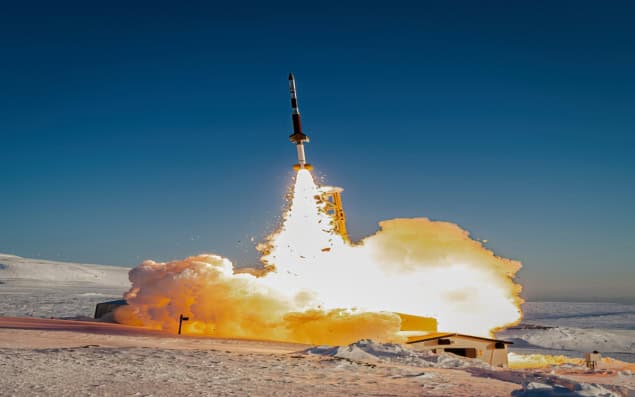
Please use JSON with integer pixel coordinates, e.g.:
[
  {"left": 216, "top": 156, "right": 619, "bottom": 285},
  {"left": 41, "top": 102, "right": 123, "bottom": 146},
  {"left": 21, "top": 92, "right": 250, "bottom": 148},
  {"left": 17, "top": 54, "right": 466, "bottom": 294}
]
[
  {"left": 317, "top": 187, "right": 440, "bottom": 341},
  {"left": 396, "top": 312, "right": 438, "bottom": 334},
  {"left": 318, "top": 186, "right": 349, "bottom": 242}
]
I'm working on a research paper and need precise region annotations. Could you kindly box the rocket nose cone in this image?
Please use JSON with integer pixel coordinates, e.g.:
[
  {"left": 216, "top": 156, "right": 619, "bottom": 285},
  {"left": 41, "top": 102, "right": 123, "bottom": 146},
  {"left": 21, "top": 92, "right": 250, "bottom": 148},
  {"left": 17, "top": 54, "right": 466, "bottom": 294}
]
[{"left": 288, "top": 73, "right": 295, "bottom": 80}]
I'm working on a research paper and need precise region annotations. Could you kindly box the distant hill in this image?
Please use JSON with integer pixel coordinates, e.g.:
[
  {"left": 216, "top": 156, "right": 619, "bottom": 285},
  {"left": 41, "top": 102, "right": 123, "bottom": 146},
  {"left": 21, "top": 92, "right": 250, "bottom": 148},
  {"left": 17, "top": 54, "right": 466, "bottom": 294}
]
[{"left": 0, "top": 253, "right": 130, "bottom": 287}]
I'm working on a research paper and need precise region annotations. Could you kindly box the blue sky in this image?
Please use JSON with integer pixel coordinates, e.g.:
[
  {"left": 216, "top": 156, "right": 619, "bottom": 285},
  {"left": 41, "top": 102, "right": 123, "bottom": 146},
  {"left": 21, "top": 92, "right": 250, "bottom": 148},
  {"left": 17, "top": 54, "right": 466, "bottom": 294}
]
[{"left": 1, "top": 1, "right": 633, "bottom": 301}]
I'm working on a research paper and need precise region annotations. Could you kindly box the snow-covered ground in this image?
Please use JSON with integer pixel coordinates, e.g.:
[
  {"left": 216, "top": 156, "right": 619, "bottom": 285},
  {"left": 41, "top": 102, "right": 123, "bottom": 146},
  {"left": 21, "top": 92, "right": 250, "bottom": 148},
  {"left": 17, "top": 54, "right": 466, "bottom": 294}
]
[
  {"left": 0, "top": 253, "right": 130, "bottom": 318},
  {"left": 498, "top": 302, "right": 635, "bottom": 363},
  {"left": 1, "top": 252, "right": 634, "bottom": 395},
  {"left": 1, "top": 318, "right": 632, "bottom": 396},
  {"left": 2, "top": 252, "right": 634, "bottom": 362}
]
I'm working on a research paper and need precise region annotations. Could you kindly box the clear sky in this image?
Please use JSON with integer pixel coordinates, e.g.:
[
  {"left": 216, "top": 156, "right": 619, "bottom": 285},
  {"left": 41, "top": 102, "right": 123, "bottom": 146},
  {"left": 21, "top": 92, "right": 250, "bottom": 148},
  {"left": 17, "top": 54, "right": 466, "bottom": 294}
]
[{"left": 1, "top": 1, "right": 633, "bottom": 302}]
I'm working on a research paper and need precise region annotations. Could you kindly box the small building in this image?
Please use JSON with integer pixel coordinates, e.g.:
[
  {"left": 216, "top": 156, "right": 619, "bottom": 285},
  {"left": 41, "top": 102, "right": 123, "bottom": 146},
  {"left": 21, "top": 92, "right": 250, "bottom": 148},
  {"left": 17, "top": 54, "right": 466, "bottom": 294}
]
[
  {"left": 407, "top": 332, "right": 512, "bottom": 367},
  {"left": 94, "top": 299, "right": 127, "bottom": 320},
  {"left": 585, "top": 351, "right": 601, "bottom": 370}
]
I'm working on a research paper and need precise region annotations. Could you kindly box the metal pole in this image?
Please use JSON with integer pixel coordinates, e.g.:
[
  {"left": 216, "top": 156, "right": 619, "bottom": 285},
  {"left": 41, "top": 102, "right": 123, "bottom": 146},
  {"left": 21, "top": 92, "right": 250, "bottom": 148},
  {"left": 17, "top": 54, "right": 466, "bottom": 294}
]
[{"left": 178, "top": 314, "right": 190, "bottom": 335}]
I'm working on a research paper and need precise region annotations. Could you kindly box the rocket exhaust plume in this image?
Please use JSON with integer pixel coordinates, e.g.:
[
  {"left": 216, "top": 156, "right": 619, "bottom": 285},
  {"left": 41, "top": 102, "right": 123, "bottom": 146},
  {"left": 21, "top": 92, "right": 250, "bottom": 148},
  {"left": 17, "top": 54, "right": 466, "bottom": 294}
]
[
  {"left": 258, "top": 169, "right": 523, "bottom": 336},
  {"left": 116, "top": 170, "right": 523, "bottom": 343},
  {"left": 115, "top": 74, "right": 523, "bottom": 344}
]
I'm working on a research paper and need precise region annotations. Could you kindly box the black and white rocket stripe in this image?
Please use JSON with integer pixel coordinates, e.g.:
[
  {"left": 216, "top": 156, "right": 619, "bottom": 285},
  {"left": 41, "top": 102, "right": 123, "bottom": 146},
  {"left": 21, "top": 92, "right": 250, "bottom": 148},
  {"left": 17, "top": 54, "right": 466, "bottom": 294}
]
[{"left": 288, "top": 73, "right": 309, "bottom": 144}]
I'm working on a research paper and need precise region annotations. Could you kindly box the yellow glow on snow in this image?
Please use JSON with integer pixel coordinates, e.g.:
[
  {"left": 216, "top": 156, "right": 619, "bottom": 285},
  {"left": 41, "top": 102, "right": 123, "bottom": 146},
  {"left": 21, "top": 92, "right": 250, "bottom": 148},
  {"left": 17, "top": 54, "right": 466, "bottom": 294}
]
[{"left": 508, "top": 352, "right": 583, "bottom": 369}]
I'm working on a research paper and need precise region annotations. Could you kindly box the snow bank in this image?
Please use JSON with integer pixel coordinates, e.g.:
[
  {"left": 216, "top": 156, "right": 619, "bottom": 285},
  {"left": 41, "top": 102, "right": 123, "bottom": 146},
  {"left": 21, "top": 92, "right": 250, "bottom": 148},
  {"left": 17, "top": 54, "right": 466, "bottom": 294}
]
[
  {"left": 307, "top": 340, "right": 631, "bottom": 396},
  {"left": 305, "top": 339, "right": 490, "bottom": 368}
]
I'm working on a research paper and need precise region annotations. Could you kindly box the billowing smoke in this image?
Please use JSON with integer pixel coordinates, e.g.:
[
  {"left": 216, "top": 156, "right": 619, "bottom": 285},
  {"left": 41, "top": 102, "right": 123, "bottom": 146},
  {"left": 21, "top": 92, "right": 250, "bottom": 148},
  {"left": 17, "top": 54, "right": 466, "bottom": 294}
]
[
  {"left": 115, "top": 254, "right": 403, "bottom": 345},
  {"left": 116, "top": 169, "right": 523, "bottom": 342}
]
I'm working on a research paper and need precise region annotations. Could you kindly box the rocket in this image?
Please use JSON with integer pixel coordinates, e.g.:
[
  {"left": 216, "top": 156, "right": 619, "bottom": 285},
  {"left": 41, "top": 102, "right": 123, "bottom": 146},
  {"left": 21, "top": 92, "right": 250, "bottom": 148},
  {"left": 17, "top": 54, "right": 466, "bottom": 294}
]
[{"left": 288, "top": 73, "right": 312, "bottom": 170}]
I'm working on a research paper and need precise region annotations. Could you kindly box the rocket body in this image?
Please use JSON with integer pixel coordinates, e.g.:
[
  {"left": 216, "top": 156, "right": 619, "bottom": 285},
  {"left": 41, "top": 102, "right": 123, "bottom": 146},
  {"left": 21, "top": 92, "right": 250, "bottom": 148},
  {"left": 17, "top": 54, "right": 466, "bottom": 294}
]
[
  {"left": 288, "top": 73, "right": 311, "bottom": 170},
  {"left": 296, "top": 143, "right": 307, "bottom": 165}
]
